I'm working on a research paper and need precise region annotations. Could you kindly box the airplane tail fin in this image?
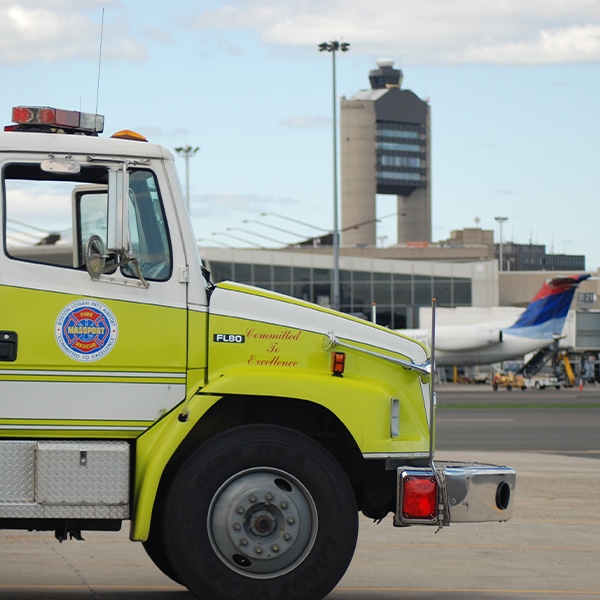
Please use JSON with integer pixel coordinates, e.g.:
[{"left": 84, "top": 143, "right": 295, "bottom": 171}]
[{"left": 506, "top": 274, "right": 591, "bottom": 339}]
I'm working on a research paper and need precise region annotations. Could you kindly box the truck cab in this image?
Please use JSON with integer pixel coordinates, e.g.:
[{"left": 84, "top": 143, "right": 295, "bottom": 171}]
[{"left": 0, "top": 106, "right": 515, "bottom": 600}]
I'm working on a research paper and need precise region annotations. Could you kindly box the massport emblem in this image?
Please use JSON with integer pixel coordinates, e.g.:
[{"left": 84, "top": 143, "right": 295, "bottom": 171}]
[{"left": 55, "top": 300, "right": 118, "bottom": 362}]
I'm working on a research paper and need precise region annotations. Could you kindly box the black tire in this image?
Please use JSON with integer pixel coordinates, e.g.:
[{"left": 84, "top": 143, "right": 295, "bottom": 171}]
[
  {"left": 492, "top": 383, "right": 498, "bottom": 391},
  {"left": 143, "top": 517, "right": 182, "bottom": 584},
  {"left": 162, "top": 424, "right": 358, "bottom": 600},
  {"left": 506, "top": 385, "right": 512, "bottom": 391}
]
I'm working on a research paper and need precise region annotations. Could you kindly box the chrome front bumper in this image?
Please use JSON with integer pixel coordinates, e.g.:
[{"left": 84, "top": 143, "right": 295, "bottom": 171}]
[{"left": 394, "top": 462, "right": 516, "bottom": 527}]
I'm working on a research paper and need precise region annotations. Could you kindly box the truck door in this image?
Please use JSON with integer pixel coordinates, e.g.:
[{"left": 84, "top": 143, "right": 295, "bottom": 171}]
[{"left": 0, "top": 155, "right": 194, "bottom": 437}]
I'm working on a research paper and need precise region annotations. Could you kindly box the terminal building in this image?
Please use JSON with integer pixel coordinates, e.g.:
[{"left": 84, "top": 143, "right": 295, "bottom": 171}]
[{"left": 203, "top": 247, "right": 496, "bottom": 329}]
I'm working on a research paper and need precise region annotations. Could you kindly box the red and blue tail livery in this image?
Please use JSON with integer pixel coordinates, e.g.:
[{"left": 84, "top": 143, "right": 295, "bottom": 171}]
[
  {"left": 506, "top": 274, "right": 591, "bottom": 339},
  {"left": 401, "top": 273, "right": 590, "bottom": 366}
]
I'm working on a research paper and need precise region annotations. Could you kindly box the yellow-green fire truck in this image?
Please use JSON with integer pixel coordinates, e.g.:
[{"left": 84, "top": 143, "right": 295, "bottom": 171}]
[{"left": 0, "top": 106, "right": 515, "bottom": 600}]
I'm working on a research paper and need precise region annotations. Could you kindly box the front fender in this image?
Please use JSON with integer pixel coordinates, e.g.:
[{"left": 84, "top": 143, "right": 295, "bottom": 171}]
[
  {"left": 132, "top": 367, "right": 430, "bottom": 541},
  {"left": 202, "top": 367, "right": 430, "bottom": 454},
  {"left": 132, "top": 391, "right": 221, "bottom": 541}
]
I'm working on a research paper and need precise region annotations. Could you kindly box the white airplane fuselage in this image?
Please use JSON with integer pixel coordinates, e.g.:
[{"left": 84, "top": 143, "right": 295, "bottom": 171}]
[{"left": 403, "top": 325, "right": 555, "bottom": 367}]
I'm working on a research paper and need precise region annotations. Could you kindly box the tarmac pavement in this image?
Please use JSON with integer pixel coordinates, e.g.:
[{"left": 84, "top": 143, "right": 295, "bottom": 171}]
[{"left": 0, "top": 450, "right": 598, "bottom": 599}]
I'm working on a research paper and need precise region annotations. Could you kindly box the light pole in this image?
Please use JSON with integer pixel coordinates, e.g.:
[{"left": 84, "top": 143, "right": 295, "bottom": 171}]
[
  {"left": 226, "top": 227, "right": 287, "bottom": 246},
  {"left": 197, "top": 237, "right": 230, "bottom": 248},
  {"left": 495, "top": 216, "right": 508, "bottom": 272},
  {"left": 319, "top": 40, "right": 349, "bottom": 311},
  {"left": 243, "top": 219, "right": 306, "bottom": 239},
  {"left": 212, "top": 231, "right": 262, "bottom": 248},
  {"left": 175, "top": 145, "right": 199, "bottom": 212},
  {"left": 260, "top": 212, "right": 329, "bottom": 233}
]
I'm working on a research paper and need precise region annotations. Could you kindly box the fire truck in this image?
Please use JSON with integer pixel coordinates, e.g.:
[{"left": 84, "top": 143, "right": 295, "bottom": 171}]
[{"left": 0, "top": 106, "right": 515, "bottom": 600}]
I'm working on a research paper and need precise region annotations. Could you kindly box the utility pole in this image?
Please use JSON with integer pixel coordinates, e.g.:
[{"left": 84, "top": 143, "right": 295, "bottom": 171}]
[{"left": 175, "top": 146, "right": 199, "bottom": 212}]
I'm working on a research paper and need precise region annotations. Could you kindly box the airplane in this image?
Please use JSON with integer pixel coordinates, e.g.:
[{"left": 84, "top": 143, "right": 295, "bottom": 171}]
[{"left": 401, "top": 274, "right": 591, "bottom": 366}]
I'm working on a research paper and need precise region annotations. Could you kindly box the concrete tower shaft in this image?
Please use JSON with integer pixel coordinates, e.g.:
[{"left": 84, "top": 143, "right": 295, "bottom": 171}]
[{"left": 340, "top": 100, "right": 377, "bottom": 247}]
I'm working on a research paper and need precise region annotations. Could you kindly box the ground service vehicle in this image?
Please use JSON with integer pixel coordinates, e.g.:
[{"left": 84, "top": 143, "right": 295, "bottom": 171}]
[{"left": 0, "top": 106, "right": 515, "bottom": 600}]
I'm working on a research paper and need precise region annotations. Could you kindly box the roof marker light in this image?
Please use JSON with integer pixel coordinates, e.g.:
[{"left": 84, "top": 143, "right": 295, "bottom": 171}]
[{"left": 111, "top": 129, "right": 148, "bottom": 142}]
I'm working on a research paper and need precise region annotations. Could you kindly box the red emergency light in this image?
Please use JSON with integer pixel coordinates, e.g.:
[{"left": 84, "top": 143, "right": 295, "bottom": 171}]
[
  {"left": 6, "top": 106, "right": 104, "bottom": 135},
  {"left": 398, "top": 470, "right": 438, "bottom": 523}
]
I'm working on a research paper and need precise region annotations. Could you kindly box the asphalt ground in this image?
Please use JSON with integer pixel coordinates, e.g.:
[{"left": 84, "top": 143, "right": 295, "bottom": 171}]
[
  {"left": 0, "top": 385, "right": 598, "bottom": 599},
  {"left": 435, "top": 382, "right": 600, "bottom": 458}
]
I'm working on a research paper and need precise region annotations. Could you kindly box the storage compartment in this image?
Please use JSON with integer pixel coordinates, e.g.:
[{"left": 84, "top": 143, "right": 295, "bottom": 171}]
[
  {"left": 0, "top": 440, "right": 130, "bottom": 519},
  {"left": 36, "top": 441, "right": 129, "bottom": 505}
]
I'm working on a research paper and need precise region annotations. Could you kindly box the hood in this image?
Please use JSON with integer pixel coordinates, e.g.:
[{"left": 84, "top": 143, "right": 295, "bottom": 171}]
[{"left": 209, "top": 281, "right": 429, "bottom": 365}]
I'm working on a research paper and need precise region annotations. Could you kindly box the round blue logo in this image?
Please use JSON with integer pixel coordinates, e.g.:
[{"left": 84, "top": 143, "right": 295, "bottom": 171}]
[{"left": 55, "top": 300, "right": 118, "bottom": 362}]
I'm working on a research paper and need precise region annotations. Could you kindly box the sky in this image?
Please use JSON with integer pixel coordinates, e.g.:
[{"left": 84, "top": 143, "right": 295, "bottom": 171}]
[{"left": 1, "top": 0, "right": 600, "bottom": 269}]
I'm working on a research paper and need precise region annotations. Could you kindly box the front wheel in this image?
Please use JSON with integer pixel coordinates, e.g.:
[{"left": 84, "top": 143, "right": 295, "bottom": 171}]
[
  {"left": 142, "top": 522, "right": 181, "bottom": 584},
  {"left": 162, "top": 424, "right": 358, "bottom": 600}
]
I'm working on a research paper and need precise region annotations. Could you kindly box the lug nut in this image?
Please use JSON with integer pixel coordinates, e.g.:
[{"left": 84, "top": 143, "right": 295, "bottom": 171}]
[
  {"left": 283, "top": 533, "right": 292, "bottom": 541},
  {"left": 254, "top": 546, "right": 263, "bottom": 554},
  {"left": 249, "top": 494, "right": 257, "bottom": 503},
  {"left": 286, "top": 516, "right": 295, "bottom": 524},
  {"left": 271, "top": 544, "right": 279, "bottom": 552},
  {"left": 237, "top": 506, "right": 244, "bottom": 514},
  {"left": 233, "top": 523, "right": 242, "bottom": 531},
  {"left": 265, "top": 492, "right": 273, "bottom": 501},
  {"left": 240, "top": 538, "right": 248, "bottom": 546},
  {"left": 280, "top": 501, "right": 288, "bottom": 509}
]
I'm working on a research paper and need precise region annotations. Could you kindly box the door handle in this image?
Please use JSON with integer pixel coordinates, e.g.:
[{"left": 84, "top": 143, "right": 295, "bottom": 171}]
[{"left": 0, "top": 332, "right": 17, "bottom": 361}]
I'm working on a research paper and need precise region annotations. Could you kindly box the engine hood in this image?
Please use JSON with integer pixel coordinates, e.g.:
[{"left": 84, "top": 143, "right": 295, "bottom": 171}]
[{"left": 209, "top": 281, "right": 429, "bottom": 366}]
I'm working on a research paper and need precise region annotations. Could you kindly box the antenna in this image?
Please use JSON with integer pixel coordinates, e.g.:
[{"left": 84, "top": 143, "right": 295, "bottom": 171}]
[
  {"left": 428, "top": 297, "right": 436, "bottom": 467},
  {"left": 95, "top": 8, "right": 105, "bottom": 131}
]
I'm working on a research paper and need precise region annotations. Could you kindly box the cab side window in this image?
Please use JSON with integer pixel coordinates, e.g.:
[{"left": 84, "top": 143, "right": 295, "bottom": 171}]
[
  {"left": 3, "top": 163, "right": 172, "bottom": 282},
  {"left": 122, "top": 170, "right": 172, "bottom": 281}
]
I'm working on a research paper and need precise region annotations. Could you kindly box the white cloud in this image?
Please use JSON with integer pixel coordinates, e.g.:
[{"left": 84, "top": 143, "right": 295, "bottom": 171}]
[
  {"left": 0, "top": 2, "right": 146, "bottom": 65},
  {"left": 190, "top": 0, "right": 600, "bottom": 65},
  {"left": 279, "top": 115, "right": 330, "bottom": 129},
  {"left": 4, "top": 1, "right": 599, "bottom": 67}
]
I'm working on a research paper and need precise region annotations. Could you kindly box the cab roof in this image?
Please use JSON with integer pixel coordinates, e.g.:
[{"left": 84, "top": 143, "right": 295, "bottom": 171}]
[{"left": 0, "top": 129, "right": 171, "bottom": 160}]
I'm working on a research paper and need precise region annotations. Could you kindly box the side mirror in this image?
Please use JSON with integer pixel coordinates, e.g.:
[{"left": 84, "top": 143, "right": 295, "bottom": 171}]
[
  {"left": 85, "top": 235, "right": 108, "bottom": 280},
  {"left": 85, "top": 233, "right": 148, "bottom": 288}
]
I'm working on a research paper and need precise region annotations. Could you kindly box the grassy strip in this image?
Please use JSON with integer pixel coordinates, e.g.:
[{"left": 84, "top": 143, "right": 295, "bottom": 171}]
[{"left": 437, "top": 402, "right": 600, "bottom": 410}]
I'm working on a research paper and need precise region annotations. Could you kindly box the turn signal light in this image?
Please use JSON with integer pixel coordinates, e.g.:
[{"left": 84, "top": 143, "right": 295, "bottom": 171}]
[
  {"left": 400, "top": 471, "right": 437, "bottom": 522},
  {"left": 331, "top": 351, "right": 346, "bottom": 376}
]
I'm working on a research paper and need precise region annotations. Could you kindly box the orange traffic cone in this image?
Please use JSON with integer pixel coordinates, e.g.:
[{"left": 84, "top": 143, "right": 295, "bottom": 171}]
[{"left": 579, "top": 379, "right": 584, "bottom": 391}]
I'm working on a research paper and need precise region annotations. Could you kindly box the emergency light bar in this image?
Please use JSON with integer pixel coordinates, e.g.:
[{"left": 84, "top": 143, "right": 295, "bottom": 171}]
[{"left": 5, "top": 106, "right": 104, "bottom": 135}]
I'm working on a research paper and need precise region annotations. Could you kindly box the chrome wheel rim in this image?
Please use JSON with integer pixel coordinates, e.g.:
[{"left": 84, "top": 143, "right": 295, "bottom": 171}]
[{"left": 207, "top": 467, "right": 318, "bottom": 578}]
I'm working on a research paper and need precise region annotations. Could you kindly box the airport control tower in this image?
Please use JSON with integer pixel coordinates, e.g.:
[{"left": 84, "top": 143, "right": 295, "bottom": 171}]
[{"left": 340, "top": 60, "right": 431, "bottom": 246}]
